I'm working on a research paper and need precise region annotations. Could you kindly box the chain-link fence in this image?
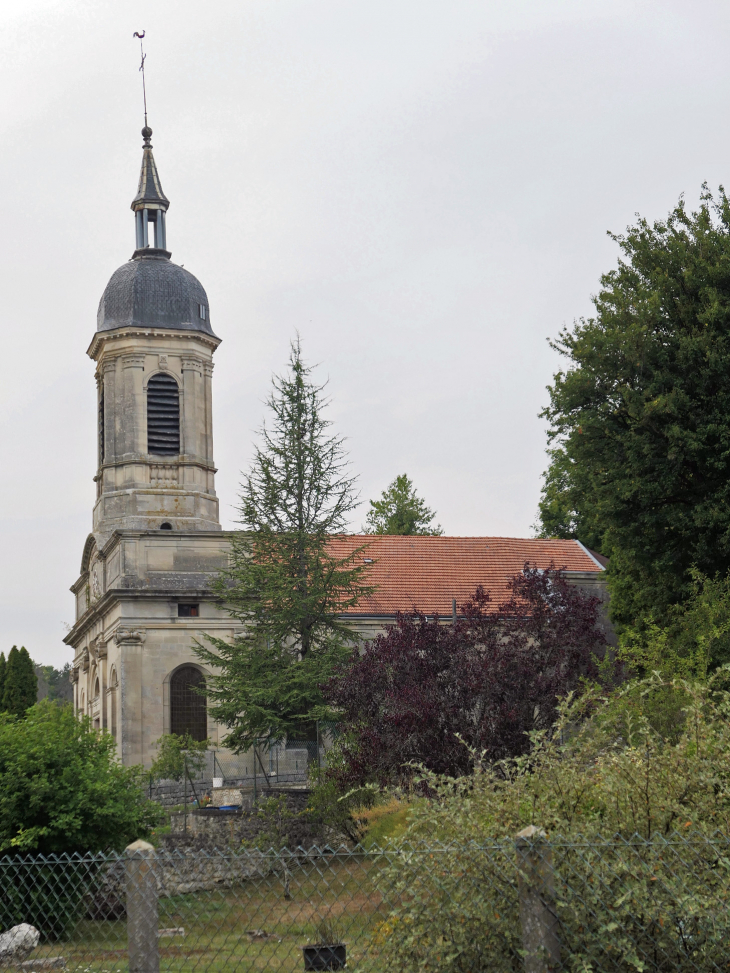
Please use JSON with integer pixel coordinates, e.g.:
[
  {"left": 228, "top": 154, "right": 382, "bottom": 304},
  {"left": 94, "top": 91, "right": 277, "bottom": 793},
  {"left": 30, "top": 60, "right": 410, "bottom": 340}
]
[{"left": 3, "top": 832, "right": 730, "bottom": 972}]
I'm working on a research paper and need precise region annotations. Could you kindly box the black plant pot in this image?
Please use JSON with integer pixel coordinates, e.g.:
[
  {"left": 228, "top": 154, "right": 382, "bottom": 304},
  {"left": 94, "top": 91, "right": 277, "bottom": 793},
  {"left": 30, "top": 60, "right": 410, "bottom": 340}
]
[{"left": 302, "top": 943, "right": 346, "bottom": 970}]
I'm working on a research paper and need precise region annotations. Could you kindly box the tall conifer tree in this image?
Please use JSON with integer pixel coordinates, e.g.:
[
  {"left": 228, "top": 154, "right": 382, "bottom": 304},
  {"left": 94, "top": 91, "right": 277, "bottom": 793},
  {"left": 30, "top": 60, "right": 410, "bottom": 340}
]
[
  {"left": 3, "top": 647, "right": 38, "bottom": 718},
  {"left": 0, "top": 653, "right": 6, "bottom": 711},
  {"left": 196, "top": 338, "right": 373, "bottom": 750}
]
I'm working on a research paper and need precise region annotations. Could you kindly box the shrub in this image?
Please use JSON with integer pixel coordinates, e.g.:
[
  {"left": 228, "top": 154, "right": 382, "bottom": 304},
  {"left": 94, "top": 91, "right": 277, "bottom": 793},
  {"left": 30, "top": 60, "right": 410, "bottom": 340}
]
[
  {"left": 0, "top": 702, "right": 162, "bottom": 940},
  {"left": 372, "top": 672, "right": 730, "bottom": 973},
  {"left": 150, "top": 732, "right": 209, "bottom": 782}
]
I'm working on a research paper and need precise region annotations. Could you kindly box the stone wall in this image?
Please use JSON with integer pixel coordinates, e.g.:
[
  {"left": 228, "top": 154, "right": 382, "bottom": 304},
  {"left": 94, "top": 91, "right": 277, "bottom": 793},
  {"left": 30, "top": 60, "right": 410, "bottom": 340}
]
[{"left": 167, "top": 789, "right": 321, "bottom": 851}]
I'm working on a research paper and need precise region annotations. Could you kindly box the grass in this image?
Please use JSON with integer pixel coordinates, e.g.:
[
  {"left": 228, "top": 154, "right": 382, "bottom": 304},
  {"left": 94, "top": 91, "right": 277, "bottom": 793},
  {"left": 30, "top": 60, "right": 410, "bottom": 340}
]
[
  {"left": 24, "top": 856, "right": 395, "bottom": 973},
  {"left": 355, "top": 798, "right": 412, "bottom": 849}
]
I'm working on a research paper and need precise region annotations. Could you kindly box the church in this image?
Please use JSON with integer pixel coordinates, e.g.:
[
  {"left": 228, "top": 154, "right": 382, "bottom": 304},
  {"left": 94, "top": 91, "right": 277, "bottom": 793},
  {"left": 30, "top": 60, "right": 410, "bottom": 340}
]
[{"left": 65, "top": 127, "right": 607, "bottom": 769}]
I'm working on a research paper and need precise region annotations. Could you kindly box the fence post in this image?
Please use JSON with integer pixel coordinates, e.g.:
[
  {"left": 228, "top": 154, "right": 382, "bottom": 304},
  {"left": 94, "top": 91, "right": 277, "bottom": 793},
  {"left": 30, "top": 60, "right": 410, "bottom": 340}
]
[
  {"left": 515, "top": 825, "right": 560, "bottom": 973},
  {"left": 126, "top": 839, "right": 159, "bottom": 973}
]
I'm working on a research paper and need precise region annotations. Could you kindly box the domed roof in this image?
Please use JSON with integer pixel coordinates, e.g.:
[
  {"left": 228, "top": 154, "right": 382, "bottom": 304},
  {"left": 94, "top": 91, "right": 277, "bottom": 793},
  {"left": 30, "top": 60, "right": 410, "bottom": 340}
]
[{"left": 96, "top": 251, "right": 215, "bottom": 336}]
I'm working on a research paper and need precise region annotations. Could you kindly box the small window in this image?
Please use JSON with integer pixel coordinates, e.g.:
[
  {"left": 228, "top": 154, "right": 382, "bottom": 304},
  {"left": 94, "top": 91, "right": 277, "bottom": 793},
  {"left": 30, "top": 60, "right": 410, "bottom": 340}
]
[
  {"left": 178, "top": 604, "right": 199, "bottom": 618},
  {"left": 160, "top": 522, "right": 173, "bottom": 530},
  {"left": 198, "top": 303, "right": 207, "bottom": 320}
]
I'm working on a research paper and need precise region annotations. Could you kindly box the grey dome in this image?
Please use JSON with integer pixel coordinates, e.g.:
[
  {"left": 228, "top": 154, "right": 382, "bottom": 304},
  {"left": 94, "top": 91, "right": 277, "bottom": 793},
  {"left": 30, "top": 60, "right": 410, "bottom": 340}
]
[{"left": 97, "top": 252, "right": 215, "bottom": 335}]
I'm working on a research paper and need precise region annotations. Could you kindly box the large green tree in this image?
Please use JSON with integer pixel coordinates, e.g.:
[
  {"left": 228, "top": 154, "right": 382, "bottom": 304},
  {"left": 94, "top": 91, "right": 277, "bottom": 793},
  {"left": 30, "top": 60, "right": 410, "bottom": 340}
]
[
  {"left": 197, "top": 339, "right": 373, "bottom": 751},
  {"left": 364, "top": 473, "right": 443, "bottom": 535},
  {"left": 0, "top": 653, "right": 6, "bottom": 709},
  {"left": 3, "top": 646, "right": 37, "bottom": 718},
  {"left": 0, "top": 700, "right": 161, "bottom": 855},
  {"left": 537, "top": 186, "right": 730, "bottom": 628}
]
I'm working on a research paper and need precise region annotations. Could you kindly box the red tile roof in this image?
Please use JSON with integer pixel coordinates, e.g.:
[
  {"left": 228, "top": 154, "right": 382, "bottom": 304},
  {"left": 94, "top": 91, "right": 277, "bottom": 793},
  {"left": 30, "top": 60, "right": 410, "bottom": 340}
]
[{"left": 328, "top": 535, "right": 604, "bottom": 617}]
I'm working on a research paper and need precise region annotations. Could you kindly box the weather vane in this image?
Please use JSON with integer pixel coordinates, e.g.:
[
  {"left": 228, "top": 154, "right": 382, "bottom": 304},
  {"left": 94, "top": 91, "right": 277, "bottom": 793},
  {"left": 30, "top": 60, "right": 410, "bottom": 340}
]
[{"left": 133, "top": 30, "right": 148, "bottom": 127}]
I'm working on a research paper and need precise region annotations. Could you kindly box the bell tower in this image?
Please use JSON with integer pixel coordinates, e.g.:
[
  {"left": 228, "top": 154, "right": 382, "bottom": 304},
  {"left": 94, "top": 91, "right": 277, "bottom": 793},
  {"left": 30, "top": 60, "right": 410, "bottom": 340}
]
[
  {"left": 89, "top": 125, "right": 221, "bottom": 538},
  {"left": 65, "top": 126, "right": 238, "bottom": 768}
]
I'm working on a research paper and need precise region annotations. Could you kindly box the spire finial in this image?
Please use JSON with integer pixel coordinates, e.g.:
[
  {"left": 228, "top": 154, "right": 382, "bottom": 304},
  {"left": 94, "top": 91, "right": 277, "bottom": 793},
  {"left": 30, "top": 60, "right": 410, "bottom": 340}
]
[{"left": 133, "top": 31, "right": 149, "bottom": 131}]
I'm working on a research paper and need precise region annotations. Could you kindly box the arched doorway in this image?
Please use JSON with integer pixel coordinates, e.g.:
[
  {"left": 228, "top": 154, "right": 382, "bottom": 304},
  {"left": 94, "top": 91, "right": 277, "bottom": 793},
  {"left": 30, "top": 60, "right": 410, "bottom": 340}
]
[{"left": 170, "top": 665, "right": 207, "bottom": 741}]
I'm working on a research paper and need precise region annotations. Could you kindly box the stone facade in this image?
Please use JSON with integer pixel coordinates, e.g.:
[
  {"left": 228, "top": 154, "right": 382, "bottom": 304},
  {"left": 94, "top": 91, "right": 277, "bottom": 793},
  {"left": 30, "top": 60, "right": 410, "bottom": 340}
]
[{"left": 66, "top": 529, "right": 236, "bottom": 765}]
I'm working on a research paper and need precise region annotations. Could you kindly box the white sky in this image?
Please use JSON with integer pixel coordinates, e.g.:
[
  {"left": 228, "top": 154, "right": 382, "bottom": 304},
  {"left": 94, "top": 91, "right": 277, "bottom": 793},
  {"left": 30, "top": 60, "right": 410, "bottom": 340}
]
[{"left": 1, "top": 0, "right": 728, "bottom": 665}]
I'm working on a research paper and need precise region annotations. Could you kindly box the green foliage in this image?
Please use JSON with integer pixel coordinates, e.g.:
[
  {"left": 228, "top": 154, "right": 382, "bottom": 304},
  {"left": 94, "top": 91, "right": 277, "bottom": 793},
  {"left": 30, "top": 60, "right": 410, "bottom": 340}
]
[
  {"left": 246, "top": 794, "right": 305, "bottom": 852},
  {"left": 402, "top": 673, "right": 730, "bottom": 840},
  {"left": 0, "top": 652, "right": 6, "bottom": 706},
  {"left": 537, "top": 187, "right": 730, "bottom": 628},
  {"left": 150, "top": 733, "right": 209, "bottom": 782},
  {"left": 619, "top": 569, "right": 730, "bottom": 681},
  {"left": 0, "top": 856, "right": 104, "bottom": 942},
  {"left": 364, "top": 473, "right": 443, "bottom": 535},
  {"left": 306, "top": 766, "right": 379, "bottom": 844},
  {"left": 197, "top": 636, "right": 350, "bottom": 751},
  {"left": 532, "top": 448, "right": 603, "bottom": 549},
  {"left": 199, "top": 339, "right": 372, "bottom": 748},
  {"left": 36, "top": 661, "right": 73, "bottom": 703},
  {"left": 0, "top": 700, "right": 163, "bottom": 855},
  {"left": 3, "top": 646, "right": 38, "bottom": 717},
  {"left": 374, "top": 673, "right": 730, "bottom": 973}
]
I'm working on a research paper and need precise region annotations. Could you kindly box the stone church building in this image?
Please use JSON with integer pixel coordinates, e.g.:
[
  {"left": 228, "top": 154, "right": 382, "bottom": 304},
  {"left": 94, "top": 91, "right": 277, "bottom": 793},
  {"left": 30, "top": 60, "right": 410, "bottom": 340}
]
[{"left": 66, "top": 129, "right": 607, "bottom": 770}]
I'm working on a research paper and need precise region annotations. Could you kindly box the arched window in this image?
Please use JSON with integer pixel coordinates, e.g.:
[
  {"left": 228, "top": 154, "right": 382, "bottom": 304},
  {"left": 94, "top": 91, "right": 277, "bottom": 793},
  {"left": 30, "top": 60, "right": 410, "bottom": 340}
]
[
  {"left": 147, "top": 374, "right": 180, "bottom": 455},
  {"left": 94, "top": 677, "right": 100, "bottom": 699},
  {"left": 170, "top": 666, "right": 207, "bottom": 741}
]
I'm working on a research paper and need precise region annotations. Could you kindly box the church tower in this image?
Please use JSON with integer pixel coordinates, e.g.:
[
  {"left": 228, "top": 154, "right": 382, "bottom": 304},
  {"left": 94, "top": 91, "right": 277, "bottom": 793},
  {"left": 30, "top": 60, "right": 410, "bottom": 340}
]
[
  {"left": 92, "top": 124, "right": 220, "bottom": 536},
  {"left": 66, "top": 127, "right": 237, "bottom": 767}
]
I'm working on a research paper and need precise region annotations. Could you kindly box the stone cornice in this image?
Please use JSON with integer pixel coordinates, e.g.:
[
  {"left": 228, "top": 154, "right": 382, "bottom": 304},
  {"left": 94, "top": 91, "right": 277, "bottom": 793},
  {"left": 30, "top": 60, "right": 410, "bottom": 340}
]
[
  {"left": 87, "top": 326, "right": 221, "bottom": 360},
  {"left": 63, "top": 584, "right": 228, "bottom": 645}
]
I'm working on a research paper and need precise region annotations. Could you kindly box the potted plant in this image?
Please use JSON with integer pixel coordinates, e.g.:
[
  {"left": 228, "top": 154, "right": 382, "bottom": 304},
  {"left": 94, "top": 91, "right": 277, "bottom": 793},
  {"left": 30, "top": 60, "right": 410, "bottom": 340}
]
[{"left": 302, "top": 920, "right": 346, "bottom": 970}]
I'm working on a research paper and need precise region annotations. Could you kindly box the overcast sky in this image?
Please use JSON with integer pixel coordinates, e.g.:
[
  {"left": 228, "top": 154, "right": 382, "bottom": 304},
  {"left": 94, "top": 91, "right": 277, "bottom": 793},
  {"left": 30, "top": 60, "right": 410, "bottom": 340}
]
[{"left": 1, "top": 0, "right": 728, "bottom": 665}]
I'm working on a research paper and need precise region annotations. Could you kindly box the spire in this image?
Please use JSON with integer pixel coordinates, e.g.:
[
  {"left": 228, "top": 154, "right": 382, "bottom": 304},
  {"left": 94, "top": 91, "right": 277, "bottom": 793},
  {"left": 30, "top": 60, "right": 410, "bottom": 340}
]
[{"left": 130, "top": 127, "right": 170, "bottom": 254}]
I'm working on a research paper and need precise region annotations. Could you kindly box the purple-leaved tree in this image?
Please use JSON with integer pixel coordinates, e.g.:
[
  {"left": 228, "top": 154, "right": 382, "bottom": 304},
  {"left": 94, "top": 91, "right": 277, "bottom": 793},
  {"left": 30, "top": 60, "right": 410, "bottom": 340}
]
[{"left": 324, "top": 564, "right": 611, "bottom": 786}]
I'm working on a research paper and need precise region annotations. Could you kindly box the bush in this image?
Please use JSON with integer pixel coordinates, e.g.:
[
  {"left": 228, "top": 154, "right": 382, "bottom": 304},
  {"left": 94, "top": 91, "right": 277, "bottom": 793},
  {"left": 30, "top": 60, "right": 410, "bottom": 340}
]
[
  {"left": 150, "top": 732, "right": 209, "bottom": 782},
  {"left": 0, "top": 854, "right": 110, "bottom": 942},
  {"left": 0, "top": 702, "right": 162, "bottom": 940},
  {"left": 0, "top": 701, "right": 162, "bottom": 856},
  {"left": 372, "top": 672, "right": 730, "bottom": 973}
]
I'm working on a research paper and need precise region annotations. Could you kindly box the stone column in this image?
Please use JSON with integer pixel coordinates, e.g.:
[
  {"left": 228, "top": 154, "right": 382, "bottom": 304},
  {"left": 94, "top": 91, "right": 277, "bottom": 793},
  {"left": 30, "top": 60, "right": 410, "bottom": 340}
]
[
  {"left": 98, "top": 638, "right": 108, "bottom": 731},
  {"left": 203, "top": 361, "right": 215, "bottom": 480},
  {"left": 515, "top": 825, "right": 561, "bottom": 973},
  {"left": 122, "top": 354, "right": 145, "bottom": 460},
  {"left": 125, "top": 839, "right": 159, "bottom": 973},
  {"left": 102, "top": 358, "right": 118, "bottom": 469},
  {"left": 181, "top": 355, "right": 203, "bottom": 463}
]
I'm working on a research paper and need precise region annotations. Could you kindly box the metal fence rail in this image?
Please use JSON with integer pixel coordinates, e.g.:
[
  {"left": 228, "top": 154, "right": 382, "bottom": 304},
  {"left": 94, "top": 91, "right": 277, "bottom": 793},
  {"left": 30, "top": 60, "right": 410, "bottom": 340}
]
[
  {"left": 149, "top": 742, "right": 326, "bottom": 807},
  {"left": 2, "top": 832, "right": 730, "bottom": 972}
]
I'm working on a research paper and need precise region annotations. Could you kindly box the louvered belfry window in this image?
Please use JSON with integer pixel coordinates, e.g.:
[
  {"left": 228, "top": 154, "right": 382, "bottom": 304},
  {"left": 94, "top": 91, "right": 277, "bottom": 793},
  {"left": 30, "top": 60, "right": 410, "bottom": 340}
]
[
  {"left": 147, "top": 373, "right": 180, "bottom": 455},
  {"left": 170, "top": 666, "right": 207, "bottom": 741}
]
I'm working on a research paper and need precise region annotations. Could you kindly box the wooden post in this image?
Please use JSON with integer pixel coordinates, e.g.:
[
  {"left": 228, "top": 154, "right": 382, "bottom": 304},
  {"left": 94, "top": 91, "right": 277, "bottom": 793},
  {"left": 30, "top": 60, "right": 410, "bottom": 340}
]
[
  {"left": 126, "top": 839, "right": 159, "bottom": 973},
  {"left": 515, "top": 825, "right": 561, "bottom": 973}
]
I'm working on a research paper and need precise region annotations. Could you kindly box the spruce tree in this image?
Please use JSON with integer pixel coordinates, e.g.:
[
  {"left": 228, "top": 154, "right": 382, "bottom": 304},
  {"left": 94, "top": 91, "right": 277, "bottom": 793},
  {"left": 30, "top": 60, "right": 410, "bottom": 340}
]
[
  {"left": 3, "top": 647, "right": 38, "bottom": 718},
  {"left": 0, "top": 653, "right": 6, "bottom": 710},
  {"left": 196, "top": 338, "right": 373, "bottom": 750},
  {"left": 364, "top": 473, "right": 443, "bottom": 535}
]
